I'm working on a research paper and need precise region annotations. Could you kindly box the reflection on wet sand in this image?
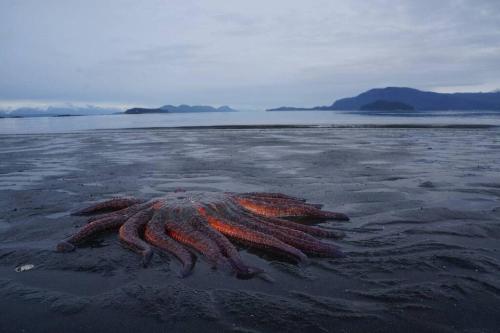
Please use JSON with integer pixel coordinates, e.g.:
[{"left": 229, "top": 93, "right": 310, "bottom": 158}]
[{"left": 0, "top": 127, "right": 499, "bottom": 332}]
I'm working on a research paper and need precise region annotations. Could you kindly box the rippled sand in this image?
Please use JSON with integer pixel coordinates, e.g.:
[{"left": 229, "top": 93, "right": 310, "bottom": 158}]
[{"left": 0, "top": 127, "right": 499, "bottom": 332}]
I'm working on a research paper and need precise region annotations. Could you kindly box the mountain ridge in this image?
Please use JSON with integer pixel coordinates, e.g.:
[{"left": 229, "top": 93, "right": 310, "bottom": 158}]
[{"left": 267, "top": 87, "right": 500, "bottom": 111}]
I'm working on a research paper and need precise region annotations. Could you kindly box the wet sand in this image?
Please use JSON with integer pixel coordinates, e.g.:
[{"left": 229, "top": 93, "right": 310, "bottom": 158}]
[{"left": 0, "top": 127, "right": 499, "bottom": 332}]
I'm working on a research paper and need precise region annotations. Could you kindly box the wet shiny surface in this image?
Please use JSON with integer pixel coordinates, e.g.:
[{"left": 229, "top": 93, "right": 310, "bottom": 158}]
[
  {"left": 1, "top": 110, "right": 500, "bottom": 134},
  {"left": 0, "top": 127, "right": 499, "bottom": 332}
]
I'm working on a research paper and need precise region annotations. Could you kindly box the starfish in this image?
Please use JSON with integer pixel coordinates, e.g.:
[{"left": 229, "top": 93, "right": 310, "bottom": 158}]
[{"left": 57, "top": 191, "right": 349, "bottom": 278}]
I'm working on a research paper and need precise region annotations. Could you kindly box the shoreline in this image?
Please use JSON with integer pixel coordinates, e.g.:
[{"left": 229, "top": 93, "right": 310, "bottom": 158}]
[{"left": 0, "top": 123, "right": 498, "bottom": 137}]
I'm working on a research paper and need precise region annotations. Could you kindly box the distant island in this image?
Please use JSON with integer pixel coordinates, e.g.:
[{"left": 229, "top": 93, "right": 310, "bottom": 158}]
[
  {"left": 267, "top": 87, "right": 500, "bottom": 111},
  {"left": 125, "top": 104, "right": 237, "bottom": 114},
  {"left": 0, "top": 106, "right": 120, "bottom": 118},
  {"left": 359, "top": 100, "right": 414, "bottom": 111},
  {"left": 0, "top": 104, "right": 237, "bottom": 118}
]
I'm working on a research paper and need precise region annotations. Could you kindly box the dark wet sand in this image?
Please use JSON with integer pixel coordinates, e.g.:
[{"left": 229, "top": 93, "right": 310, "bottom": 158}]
[{"left": 1, "top": 127, "right": 499, "bottom": 332}]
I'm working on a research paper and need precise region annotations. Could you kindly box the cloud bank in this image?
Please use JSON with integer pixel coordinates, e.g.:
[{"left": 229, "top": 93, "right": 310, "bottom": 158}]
[{"left": 1, "top": 0, "right": 499, "bottom": 109}]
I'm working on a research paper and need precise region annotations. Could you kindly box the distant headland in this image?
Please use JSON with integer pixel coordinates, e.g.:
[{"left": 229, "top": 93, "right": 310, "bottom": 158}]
[
  {"left": 359, "top": 100, "right": 414, "bottom": 111},
  {"left": 267, "top": 87, "right": 500, "bottom": 111},
  {"left": 125, "top": 104, "right": 237, "bottom": 114}
]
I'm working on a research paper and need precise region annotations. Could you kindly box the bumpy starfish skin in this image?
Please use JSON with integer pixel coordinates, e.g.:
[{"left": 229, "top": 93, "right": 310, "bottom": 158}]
[
  {"left": 119, "top": 208, "right": 157, "bottom": 266},
  {"left": 144, "top": 211, "right": 194, "bottom": 277},
  {"left": 232, "top": 196, "right": 350, "bottom": 220},
  {"left": 72, "top": 197, "right": 145, "bottom": 216},
  {"left": 57, "top": 191, "right": 348, "bottom": 278}
]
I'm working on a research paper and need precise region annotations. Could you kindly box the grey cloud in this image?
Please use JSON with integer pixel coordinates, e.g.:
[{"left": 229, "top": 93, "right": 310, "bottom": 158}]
[{"left": 1, "top": 0, "right": 499, "bottom": 109}]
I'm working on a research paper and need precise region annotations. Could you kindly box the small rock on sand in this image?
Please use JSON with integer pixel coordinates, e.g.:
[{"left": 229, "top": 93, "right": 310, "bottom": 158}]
[{"left": 419, "top": 181, "right": 435, "bottom": 188}]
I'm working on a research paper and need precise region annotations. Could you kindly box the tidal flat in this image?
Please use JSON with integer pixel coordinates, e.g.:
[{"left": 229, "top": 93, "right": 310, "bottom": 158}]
[{"left": 0, "top": 127, "right": 499, "bottom": 332}]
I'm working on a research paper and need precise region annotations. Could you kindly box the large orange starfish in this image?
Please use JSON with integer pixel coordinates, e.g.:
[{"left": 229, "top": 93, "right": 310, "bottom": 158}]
[{"left": 57, "top": 191, "right": 348, "bottom": 278}]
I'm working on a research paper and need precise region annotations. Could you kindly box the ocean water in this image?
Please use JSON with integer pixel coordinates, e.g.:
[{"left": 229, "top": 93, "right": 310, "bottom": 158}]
[{"left": 1, "top": 110, "right": 500, "bottom": 134}]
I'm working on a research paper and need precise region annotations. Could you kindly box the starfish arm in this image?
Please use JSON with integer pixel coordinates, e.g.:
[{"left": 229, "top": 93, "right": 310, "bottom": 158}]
[
  {"left": 193, "top": 214, "right": 263, "bottom": 278},
  {"left": 87, "top": 201, "right": 159, "bottom": 223},
  {"left": 237, "top": 193, "right": 323, "bottom": 209},
  {"left": 144, "top": 212, "right": 194, "bottom": 277},
  {"left": 238, "top": 192, "right": 307, "bottom": 202},
  {"left": 118, "top": 209, "right": 155, "bottom": 267},
  {"left": 271, "top": 199, "right": 323, "bottom": 210},
  {"left": 219, "top": 207, "right": 344, "bottom": 257},
  {"left": 72, "top": 197, "right": 144, "bottom": 216},
  {"left": 244, "top": 196, "right": 324, "bottom": 209},
  {"left": 56, "top": 215, "right": 125, "bottom": 252},
  {"left": 203, "top": 213, "right": 308, "bottom": 264},
  {"left": 164, "top": 215, "right": 227, "bottom": 269},
  {"left": 249, "top": 222, "right": 344, "bottom": 257},
  {"left": 233, "top": 197, "right": 349, "bottom": 221},
  {"left": 86, "top": 204, "right": 141, "bottom": 223},
  {"left": 250, "top": 213, "right": 344, "bottom": 239}
]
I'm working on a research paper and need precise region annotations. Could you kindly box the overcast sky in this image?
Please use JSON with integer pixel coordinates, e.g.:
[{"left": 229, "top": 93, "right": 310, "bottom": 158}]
[{"left": 1, "top": 0, "right": 500, "bottom": 110}]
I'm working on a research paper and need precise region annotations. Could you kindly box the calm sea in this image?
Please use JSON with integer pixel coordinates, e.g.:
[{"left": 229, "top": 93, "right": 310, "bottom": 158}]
[{"left": 1, "top": 110, "right": 500, "bottom": 134}]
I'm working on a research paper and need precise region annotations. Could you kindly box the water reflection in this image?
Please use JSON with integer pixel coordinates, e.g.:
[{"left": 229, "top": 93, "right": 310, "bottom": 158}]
[{"left": 1, "top": 110, "right": 500, "bottom": 134}]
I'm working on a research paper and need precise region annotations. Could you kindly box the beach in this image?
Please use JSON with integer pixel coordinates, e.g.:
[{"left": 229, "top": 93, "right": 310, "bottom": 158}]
[{"left": 1, "top": 126, "right": 500, "bottom": 332}]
